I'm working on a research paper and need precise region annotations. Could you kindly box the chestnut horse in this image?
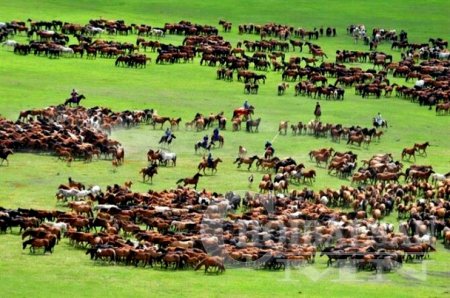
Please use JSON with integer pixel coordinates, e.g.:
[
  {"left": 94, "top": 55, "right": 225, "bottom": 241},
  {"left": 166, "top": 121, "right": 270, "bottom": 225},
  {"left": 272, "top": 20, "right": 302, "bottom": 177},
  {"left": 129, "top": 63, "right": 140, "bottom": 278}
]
[
  {"left": 234, "top": 155, "right": 259, "bottom": 170},
  {"left": 198, "top": 158, "right": 223, "bottom": 174},
  {"left": 195, "top": 256, "right": 225, "bottom": 274},
  {"left": 232, "top": 106, "right": 254, "bottom": 119},
  {"left": 401, "top": 146, "right": 417, "bottom": 161},
  {"left": 413, "top": 142, "right": 430, "bottom": 156},
  {"left": 176, "top": 173, "right": 203, "bottom": 189}
]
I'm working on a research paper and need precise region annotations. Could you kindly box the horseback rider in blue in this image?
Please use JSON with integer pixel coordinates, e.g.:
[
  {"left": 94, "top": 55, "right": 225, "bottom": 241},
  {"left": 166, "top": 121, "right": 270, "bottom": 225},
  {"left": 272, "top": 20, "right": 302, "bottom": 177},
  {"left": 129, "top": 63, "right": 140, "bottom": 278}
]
[
  {"left": 202, "top": 135, "right": 209, "bottom": 148},
  {"left": 243, "top": 100, "right": 250, "bottom": 110},
  {"left": 212, "top": 128, "right": 220, "bottom": 142},
  {"left": 165, "top": 127, "right": 172, "bottom": 141}
]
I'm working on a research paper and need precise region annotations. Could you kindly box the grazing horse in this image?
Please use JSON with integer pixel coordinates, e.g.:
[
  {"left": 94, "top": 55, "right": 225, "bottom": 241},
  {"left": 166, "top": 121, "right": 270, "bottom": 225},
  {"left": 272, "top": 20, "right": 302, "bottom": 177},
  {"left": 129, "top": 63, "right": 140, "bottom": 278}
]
[
  {"left": 278, "top": 82, "right": 289, "bottom": 95},
  {"left": 414, "top": 142, "right": 430, "bottom": 156},
  {"left": 176, "top": 173, "right": 203, "bottom": 189},
  {"left": 195, "top": 256, "right": 225, "bottom": 274},
  {"left": 0, "top": 148, "right": 13, "bottom": 166},
  {"left": 246, "top": 118, "right": 261, "bottom": 132},
  {"left": 64, "top": 94, "right": 86, "bottom": 106},
  {"left": 198, "top": 158, "right": 223, "bottom": 174},
  {"left": 140, "top": 163, "right": 158, "bottom": 183},
  {"left": 234, "top": 155, "right": 259, "bottom": 170},
  {"left": 401, "top": 146, "right": 417, "bottom": 161}
]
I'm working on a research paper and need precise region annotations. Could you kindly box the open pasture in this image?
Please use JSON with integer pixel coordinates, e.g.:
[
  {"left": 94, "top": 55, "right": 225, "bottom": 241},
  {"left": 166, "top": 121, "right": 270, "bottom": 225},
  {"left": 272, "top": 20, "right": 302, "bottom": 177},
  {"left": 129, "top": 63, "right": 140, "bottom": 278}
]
[{"left": 0, "top": 1, "right": 449, "bottom": 297}]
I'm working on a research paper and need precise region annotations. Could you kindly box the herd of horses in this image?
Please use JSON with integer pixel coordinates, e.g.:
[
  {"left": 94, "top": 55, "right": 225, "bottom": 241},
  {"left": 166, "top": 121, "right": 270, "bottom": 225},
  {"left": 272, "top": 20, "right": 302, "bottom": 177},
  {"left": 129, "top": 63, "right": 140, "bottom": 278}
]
[{"left": 1, "top": 18, "right": 449, "bottom": 282}]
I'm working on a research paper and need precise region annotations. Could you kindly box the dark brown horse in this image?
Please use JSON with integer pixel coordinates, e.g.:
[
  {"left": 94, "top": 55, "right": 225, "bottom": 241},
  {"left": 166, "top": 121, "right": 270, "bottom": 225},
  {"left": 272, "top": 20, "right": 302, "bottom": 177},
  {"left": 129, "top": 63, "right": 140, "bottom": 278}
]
[
  {"left": 302, "top": 169, "right": 316, "bottom": 183},
  {"left": 413, "top": 142, "right": 430, "bottom": 156},
  {"left": 140, "top": 163, "right": 158, "bottom": 183},
  {"left": 0, "top": 148, "right": 13, "bottom": 166},
  {"left": 176, "top": 173, "right": 202, "bottom": 189},
  {"left": 64, "top": 94, "right": 86, "bottom": 106}
]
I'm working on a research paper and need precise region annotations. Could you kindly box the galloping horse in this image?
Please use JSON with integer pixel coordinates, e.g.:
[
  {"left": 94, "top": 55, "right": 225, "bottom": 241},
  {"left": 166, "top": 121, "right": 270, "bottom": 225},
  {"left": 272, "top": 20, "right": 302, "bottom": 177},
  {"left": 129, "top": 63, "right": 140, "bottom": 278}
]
[
  {"left": 401, "top": 146, "right": 417, "bottom": 161},
  {"left": 0, "top": 148, "right": 13, "bottom": 166},
  {"left": 176, "top": 173, "right": 203, "bottom": 189},
  {"left": 159, "top": 134, "right": 176, "bottom": 146},
  {"left": 194, "top": 141, "right": 211, "bottom": 154},
  {"left": 140, "top": 163, "right": 158, "bottom": 183},
  {"left": 232, "top": 106, "right": 254, "bottom": 120},
  {"left": 198, "top": 158, "right": 223, "bottom": 174},
  {"left": 64, "top": 94, "right": 86, "bottom": 106},
  {"left": 414, "top": 142, "right": 430, "bottom": 156},
  {"left": 234, "top": 155, "right": 259, "bottom": 170},
  {"left": 302, "top": 169, "right": 316, "bottom": 184}
]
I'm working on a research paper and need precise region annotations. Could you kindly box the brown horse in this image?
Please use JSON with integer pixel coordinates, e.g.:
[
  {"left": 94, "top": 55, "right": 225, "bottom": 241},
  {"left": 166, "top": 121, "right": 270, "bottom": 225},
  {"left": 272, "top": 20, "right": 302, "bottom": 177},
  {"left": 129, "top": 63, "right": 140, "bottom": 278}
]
[
  {"left": 309, "top": 148, "right": 334, "bottom": 160},
  {"left": 314, "top": 151, "right": 331, "bottom": 166},
  {"left": 278, "top": 121, "right": 289, "bottom": 135},
  {"left": 347, "top": 134, "right": 364, "bottom": 146},
  {"left": 401, "top": 146, "right": 417, "bottom": 161},
  {"left": 195, "top": 256, "right": 225, "bottom": 274},
  {"left": 234, "top": 155, "right": 259, "bottom": 170},
  {"left": 413, "top": 142, "right": 430, "bottom": 156},
  {"left": 169, "top": 117, "right": 182, "bottom": 130},
  {"left": 176, "top": 173, "right": 203, "bottom": 189},
  {"left": 435, "top": 102, "right": 449, "bottom": 115},
  {"left": 302, "top": 169, "right": 316, "bottom": 183},
  {"left": 23, "top": 238, "right": 55, "bottom": 254},
  {"left": 198, "top": 158, "right": 223, "bottom": 174},
  {"left": 151, "top": 116, "right": 170, "bottom": 129}
]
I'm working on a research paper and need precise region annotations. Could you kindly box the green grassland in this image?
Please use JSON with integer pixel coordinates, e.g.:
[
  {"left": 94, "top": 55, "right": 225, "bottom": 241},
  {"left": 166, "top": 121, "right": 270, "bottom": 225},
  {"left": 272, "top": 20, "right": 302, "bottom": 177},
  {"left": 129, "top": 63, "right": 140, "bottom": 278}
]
[{"left": 0, "top": 1, "right": 449, "bottom": 297}]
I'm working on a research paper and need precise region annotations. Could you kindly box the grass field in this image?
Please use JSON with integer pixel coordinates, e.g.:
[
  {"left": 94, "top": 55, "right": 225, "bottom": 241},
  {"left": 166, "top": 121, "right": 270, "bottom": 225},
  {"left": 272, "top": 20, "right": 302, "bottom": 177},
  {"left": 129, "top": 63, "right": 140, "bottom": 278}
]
[{"left": 0, "top": 1, "right": 449, "bottom": 297}]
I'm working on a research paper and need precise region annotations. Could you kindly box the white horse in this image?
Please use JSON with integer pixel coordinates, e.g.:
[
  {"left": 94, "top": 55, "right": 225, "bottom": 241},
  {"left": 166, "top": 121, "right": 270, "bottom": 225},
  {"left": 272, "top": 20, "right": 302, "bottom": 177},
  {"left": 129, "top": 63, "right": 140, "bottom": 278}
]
[
  {"left": 90, "top": 185, "right": 101, "bottom": 196},
  {"left": 1, "top": 40, "right": 18, "bottom": 50},
  {"left": 150, "top": 28, "right": 164, "bottom": 38},
  {"left": 415, "top": 79, "right": 425, "bottom": 88},
  {"left": 88, "top": 26, "right": 105, "bottom": 36},
  {"left": 431, "top": 173, "right": 449, "bottom": 184},
  {"left": 60, "top": 46, "right": 74, "bottom": 57},
  {"left": 56, "top": 188, "right": 79, "bottom": 201},
  {"left": 160, "top": 151, "right": 176, "bottom": 166},
  {"left": 75, "top": 189, "right": 92, "bottom": 200},
  {"left": 438, "top": 51, "right": 450, "bottom": 60}
]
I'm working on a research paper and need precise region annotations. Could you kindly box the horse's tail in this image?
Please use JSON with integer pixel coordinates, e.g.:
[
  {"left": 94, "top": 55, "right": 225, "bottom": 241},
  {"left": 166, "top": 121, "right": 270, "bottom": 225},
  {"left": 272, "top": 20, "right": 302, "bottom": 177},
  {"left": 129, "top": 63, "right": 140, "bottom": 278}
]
[
  {"left": 176, "top": 178, "right": 184, "bottom": 184},
  {"left": 233, "top": 157, "right": 240, "bottom": 164}
]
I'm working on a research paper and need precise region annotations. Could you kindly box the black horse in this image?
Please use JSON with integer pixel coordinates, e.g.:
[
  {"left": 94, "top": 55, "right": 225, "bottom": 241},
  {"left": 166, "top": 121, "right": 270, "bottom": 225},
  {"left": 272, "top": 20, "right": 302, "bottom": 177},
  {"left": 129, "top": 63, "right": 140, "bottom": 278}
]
[
  {"left": 372, "top": 118, "right": 388, "bottom": 129},
  {"left": 159, "top": 134, "right": 176, "bottom": 146},
  {"left": 64, "top": 94, "right": 86, "bottom": 106},
  {"left": 0, "top": 148, "right": 13, "bottom": 166}
]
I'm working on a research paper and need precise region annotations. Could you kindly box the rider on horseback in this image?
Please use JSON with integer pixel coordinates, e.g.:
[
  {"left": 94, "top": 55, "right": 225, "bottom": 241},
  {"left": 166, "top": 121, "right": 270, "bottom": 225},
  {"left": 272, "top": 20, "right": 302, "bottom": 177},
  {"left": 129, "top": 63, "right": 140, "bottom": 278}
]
[
  {"left": 243, "top": 100, "right": 250, "bottom": 110},
  {"left": 212, "top": 128, "right": 220, "bottom": 142},
  {"left": 207, "top": 152, "right": 213, "bottom": 168},
  {"left": 264, "top": 141, "right": 275, "bottom": 157},
  {"left": 375, "top": 112, "right": 383, "bottom": 126},
  {"left": 71, "top": 89, "right": 78, "bottom": 100},
  {"left": 165, "top": 127, "right": 172, "bottom": 141},
  {"left": 202, "top": 135, "right": 209, "bottom": 148}
]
